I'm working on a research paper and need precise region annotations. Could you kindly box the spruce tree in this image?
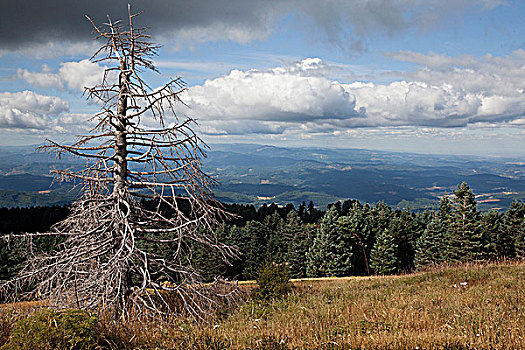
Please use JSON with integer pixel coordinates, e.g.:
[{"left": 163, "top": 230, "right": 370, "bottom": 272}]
[
  {"left": 1, "top": 10, "right": 234, "bottom": 316},
  {"left": 417, "top": 208, "right": 433, "bottom": 230},
  {"left": 0, "top": 240, "right": 26, "bottom": 281},
  {"left": 370, "top": 226, "right": 398, "bottom": 275},
  {"left": 369, "top": 202, "right": 392, "bottom": 238},
  {"left": 190, "top": 227, "right": 228, "bottom": 281},
  {"left": 448, "top": 182, "right": 483, "bottom": 262},
  {"left": 414, "top": 194, "right": 451, "bottom": 268},
  {"left": 341, "top": 199, "right": 361, "bottom": 217},
  {"left": 306, "top": 206, "right": 350, "bottom": 277},
  {"left": 415, "top": 214, "right": 447, "bottom": 268},
  {"left": 338, "top": 202, "right": 371, "bottom": 275},
  {"left": 264, "top": 212, "right": 285, "bottom": 262},
  {"left": 503, "top": 201, "right": 524, "bottom": 259},
  {"left": 241, "top": 220, "right": 270, "bottom": 279},
  {"left": 516, "top": 224, "right": 525, "bottom": 259},
  {"left": 224, "top": 225, "right": 245, "bottom": 279},
  {"left": 510, "top": 202, "right": 525, "bottom": 259},
  {"left": 306, "top": 226, "right": 326, "bottom": 278},
  {"left": 438, "top": 193, "right": 453, "bottom": 220},
  {"left": 391, "top": 209, "right": 417, "bottom": 272},
  {"left": 306, "top": 201, "right": 323, "bottom": 223},
  {"left": 283, "top": 211, "right": 310, "bottom": 278},
  {"left": 480, "top": 210, "right": 502, "bottom": 260}
]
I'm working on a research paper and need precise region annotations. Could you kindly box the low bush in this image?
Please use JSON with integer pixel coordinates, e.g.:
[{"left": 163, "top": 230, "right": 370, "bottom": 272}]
[
  {"left": 252, "top": 261, "right": 292, "bottom": 302},
  {"left": 1, "top": 309, "right": 98, "bottom": 350}
]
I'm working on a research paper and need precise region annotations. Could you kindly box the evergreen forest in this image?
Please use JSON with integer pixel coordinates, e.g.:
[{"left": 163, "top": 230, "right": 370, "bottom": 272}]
[{"left": 1, "top": 182, "right": 524, "bottom": 283}]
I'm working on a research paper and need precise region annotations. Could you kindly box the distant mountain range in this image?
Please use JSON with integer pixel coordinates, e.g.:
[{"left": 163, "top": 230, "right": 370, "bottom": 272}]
[{"left": 0, "top": 143, "right": 524, "bottom": 210}]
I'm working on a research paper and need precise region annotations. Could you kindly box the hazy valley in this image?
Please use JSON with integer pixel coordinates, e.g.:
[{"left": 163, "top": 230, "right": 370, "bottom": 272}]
[{"left": 1, "top": 143, "right": 524, "bottom": 211}]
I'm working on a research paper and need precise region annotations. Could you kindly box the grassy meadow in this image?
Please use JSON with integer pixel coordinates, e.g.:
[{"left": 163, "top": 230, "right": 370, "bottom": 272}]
[{"left": 1, "top": 261, "right": 524, "bottom": 349}]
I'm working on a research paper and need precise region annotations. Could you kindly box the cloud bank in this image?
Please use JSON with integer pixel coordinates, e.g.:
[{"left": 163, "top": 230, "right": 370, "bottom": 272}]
[
  {"left": 8, "top": 51, "right": 525, "bottom": 140},
  {"left": 182, "top": 52, "right": 525, "bottom": 135}
]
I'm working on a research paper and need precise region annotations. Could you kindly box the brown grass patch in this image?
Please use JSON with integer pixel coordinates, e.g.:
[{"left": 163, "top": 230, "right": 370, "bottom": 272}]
[{"left": 0, "top": 261, "right": 524, "bottom": 349}]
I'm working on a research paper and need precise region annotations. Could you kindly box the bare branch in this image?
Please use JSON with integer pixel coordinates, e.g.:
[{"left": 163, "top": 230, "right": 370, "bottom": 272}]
[{"left": 1, "top": 7, "right": 236, "bottom": 320}]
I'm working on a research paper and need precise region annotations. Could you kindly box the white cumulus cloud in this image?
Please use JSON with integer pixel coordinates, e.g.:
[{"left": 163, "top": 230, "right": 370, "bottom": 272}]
[
  {"left": 17, "top": 59, "right": 105, "bottom": 91},
  {"left": 183, "top": 53, "right": 525, "bottom": 135},
  {"left": 9, "top": 51, "right": 525, "bottom": 139},
  {"left": 0, "top": 91, "right": 69, "bottom": 130},
  {"left": 183, "top": 58, "right": 363, "bottom": 132},
  {"left": 385, "top": 50, "right": 525, "bottom": 124},
  {"left": 345, "top": 81, "right": 483, "bottom": 127}
]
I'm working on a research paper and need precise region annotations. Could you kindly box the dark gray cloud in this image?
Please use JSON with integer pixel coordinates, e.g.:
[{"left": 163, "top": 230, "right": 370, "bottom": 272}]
[
  {"left": 0, "top": 0, "right": 280, "bottom": 50},
  {"left": 1, "top": 0, "right": 495, "bottom": 53}
]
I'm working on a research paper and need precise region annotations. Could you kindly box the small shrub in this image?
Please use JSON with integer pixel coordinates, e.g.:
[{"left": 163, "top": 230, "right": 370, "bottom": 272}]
[
  {"left": 1, "top": 309, "right": 98, "bottom": 350},
  {"left": 252, "top": 261, "right": 292, "bottom": 302}
]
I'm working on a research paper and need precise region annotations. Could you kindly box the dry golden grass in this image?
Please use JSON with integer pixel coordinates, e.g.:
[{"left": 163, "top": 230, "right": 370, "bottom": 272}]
[
  {"left": 180, "top": 261, "right": 525, "bottom": 349},
  {"left": 1, "top": 261, "right": 524, "bottom": 349}
]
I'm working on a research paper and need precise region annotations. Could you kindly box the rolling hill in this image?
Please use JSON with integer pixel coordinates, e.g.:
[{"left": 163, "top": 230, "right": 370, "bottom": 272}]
[{"left": 0, "top": 143, "right": 524, "bottom": 210}]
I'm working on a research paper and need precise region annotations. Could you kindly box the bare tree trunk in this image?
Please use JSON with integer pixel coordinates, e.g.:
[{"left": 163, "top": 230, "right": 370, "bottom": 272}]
[
  {"left": 114, "top": 63, "right": 131, "bottom": 319},
  {"left": 114, "top": 63, "right": 129, "bottom": 200},
  {"left": 0, "top": 8, "right": 238, "bottom": 320}
]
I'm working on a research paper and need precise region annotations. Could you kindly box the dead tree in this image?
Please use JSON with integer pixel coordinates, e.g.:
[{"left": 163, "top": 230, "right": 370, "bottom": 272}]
[{"left": 1, "top": 7, "right": 235, "bottom": 318}]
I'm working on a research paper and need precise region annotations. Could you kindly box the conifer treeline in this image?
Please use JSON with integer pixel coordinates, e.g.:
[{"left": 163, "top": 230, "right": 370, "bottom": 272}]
[
  {"left": 0, "top": 183, "right": 524, "bottom": 281},
  {"left": 192, "top": 182, "right": 525, "bottom": 280},
  {"left": 0, "top": 205, "right": 70, "bottom": 280}
]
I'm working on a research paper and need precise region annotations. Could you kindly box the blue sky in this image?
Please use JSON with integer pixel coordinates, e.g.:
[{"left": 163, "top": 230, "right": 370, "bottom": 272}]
[{"left": 1, "top": 0, "right": 524, "bottom": 156}]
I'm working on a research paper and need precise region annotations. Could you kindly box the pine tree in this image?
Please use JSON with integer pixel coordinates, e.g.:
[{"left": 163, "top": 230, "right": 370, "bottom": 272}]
[
  {"left": 414, "top": 194, "right": 451, "bottom": 268},
  {"left": 448, "top": 182, "right": 483, "bottom": 262},
  {"left": 306, "top": 206, "right": 350, "bottom": 277},
  {"left": 370, "top": 226, "right": 398, "bottom": 275},
  {"left": 338, "top": 202, "right": 371, "bottom": 275},
  {"left": 480, "top": 210, "right": 502, "bottom": 260},
  {"left": 391, "top": 209, "right": 417, "bottom": 272},
  {"left": 241, "top": 220, "right": 270, "bottom": 279},
  {"left": 503, "top": 201, "right": 524, "bottom": 259},
  {"left": 283, "top": 211, "right": 310, "bottom": 278}
]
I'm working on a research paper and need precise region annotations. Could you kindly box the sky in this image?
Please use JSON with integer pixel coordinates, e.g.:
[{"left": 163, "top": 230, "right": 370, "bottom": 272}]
[{"left": 1, "top": 0, "right": 524, "bottom": 156}]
